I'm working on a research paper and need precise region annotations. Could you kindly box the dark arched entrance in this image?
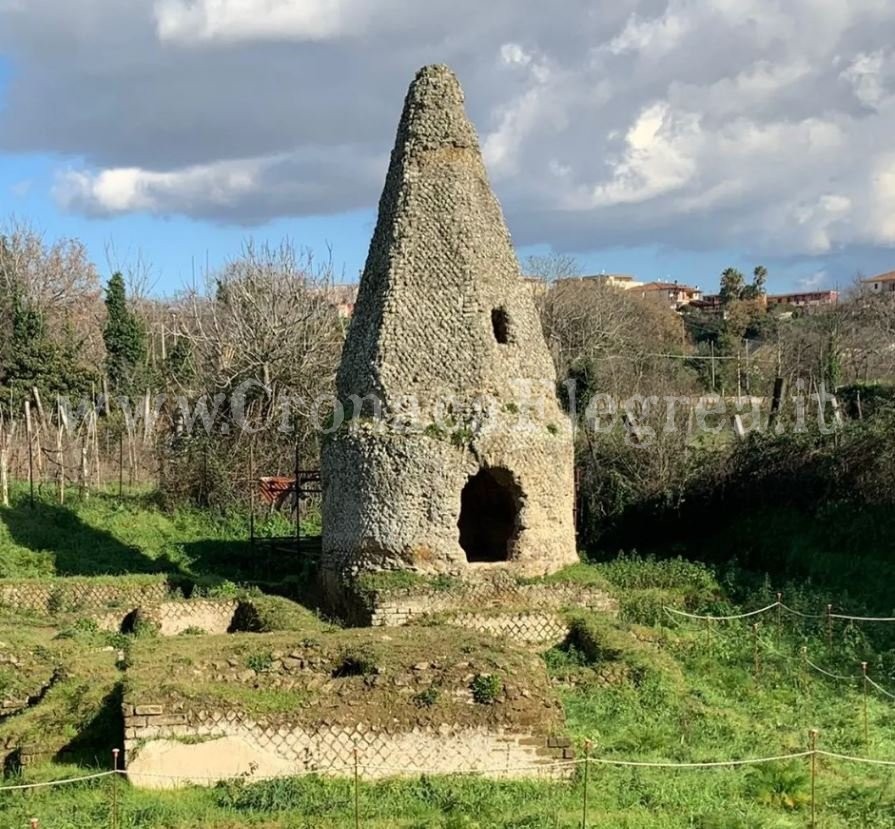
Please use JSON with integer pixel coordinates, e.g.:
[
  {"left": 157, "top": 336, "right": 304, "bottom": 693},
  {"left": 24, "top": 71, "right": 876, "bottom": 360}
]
[{"left": 458, "top": 467, "right": 521, "bottom": 563}]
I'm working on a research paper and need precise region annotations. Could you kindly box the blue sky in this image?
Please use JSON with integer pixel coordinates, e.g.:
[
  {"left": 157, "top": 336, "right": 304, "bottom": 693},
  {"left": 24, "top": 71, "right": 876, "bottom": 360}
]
[{"left": 2, "top": 2, "right": 894, "bottom": 297}]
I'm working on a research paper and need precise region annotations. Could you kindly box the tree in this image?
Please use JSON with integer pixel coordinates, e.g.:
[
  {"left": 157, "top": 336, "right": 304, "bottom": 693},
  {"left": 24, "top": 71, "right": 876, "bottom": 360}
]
[
  {"left": 752, "top": 265, "right": 767, "bottom": 295},
  {"left": 719, "top": 268, "right": 745, "bottom": 304},
  {"left": 103, "top": 272, "right": 147, "bottom": 393},
  {"left": 741, "top": 265, "right": 768, "bottom": 301},
  {"left": 523, "top": 252, "right": 580, "bottom": 284}
]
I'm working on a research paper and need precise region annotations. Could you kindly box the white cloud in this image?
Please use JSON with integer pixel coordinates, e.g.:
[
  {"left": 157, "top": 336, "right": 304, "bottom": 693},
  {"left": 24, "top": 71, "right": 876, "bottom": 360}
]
[
  {"left": 499, "top": 43, "right": 532, "bottom": 67},
  {"left": 797, "top": 269, "right": 829, "bottom": 290},
  {"left": 608, "top": 9, "right": 691, "bottom": 56},
  {"left": 154, "top": 0, "right": 373, "bottom": 43},
  {"left": 56, "top": 158, "right": 263, "bottom": 214},
  {"left": 841, "top": 49, "right": 893, "bottom": 107},
  {"left": 53, "top": 146, "right": 385, "bottom": 223},
  {"left": 3, "top": 0, "right": 895, "bottom": 260},
  {"left": 577, "top": 103, "right": 699, "bottom": 208}
]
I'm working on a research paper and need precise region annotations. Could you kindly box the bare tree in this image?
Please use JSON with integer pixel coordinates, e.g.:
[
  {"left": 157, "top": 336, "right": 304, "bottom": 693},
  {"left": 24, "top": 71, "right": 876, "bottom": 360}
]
[
  {"left": 0, "top": 216, "right": 103, "bottom": 362},
  {"left": 181, "top": 239, "right": 344, "bottom": 441}
]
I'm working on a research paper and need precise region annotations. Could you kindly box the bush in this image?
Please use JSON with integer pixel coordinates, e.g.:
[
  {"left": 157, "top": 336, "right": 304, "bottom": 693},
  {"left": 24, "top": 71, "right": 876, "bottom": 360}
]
[
  {"left": 470, "top": 674, "right": 502, "bottom": 705},
  {"left": 412, "top": 687, "right": 440, "bottom": 708},
  {"left": 245, "top": 651, "right": 274, "bottom": 673},
  {"left": 332, "top": 646, "right": 379, "bottom": 678}
]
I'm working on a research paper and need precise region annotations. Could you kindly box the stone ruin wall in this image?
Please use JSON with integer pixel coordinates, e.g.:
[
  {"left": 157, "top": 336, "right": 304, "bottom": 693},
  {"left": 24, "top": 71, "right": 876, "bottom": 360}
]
[
  {"left": 323, "top": 425, "right": 577, "bottom": 578},
  {"left": 0, "top": 577, "right": 169, "bottom": 616},
  {"left": 123, "top": 703, "right": 573, "bottom": 789},
  {"left": 367, "top": 581, "right": 617, "bottom": 647},
  {"left": 94, "top": 599, "right": 239, "bottom": 636}
]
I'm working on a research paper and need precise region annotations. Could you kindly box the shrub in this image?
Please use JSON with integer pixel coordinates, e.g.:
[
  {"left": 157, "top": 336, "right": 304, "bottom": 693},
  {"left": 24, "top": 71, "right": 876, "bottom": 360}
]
[
  {"left": 246, "top": 651, "right": 274, "bottom": 673},
  {"left": 333, "top": 646, "right": 379, "bottom": 678},
  {"left": 412, "top": 687, "right": 440, "bottom": 708},
  {"left": 470, "top": 674, "right": 502, "bottom": 705},
  {"left": 746, "top": 762, "right": 810, "bottom": 810}
]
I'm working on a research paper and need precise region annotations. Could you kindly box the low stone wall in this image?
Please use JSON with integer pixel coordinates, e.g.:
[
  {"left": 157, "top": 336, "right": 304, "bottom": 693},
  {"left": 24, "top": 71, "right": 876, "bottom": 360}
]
[
  {"left": 369, "top": 578, "right": 615, "bottom": 632},
  {"left": 123, "top": 704, "right": 573, "bottom": 788},
  {"left": 445, "top": 611, "right": 569, "bottom": 646},
  {"left": 96, "top": 599, "right": 240, "bottom": 636},
  {"left": 0, "top": 577, "right": 169, "bottom": 616}
]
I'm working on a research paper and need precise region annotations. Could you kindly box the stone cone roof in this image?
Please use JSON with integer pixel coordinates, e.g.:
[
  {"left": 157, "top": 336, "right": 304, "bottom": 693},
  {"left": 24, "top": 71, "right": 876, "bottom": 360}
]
[{"left": 337, "top": 64, "right": 557, "bottom": 412}]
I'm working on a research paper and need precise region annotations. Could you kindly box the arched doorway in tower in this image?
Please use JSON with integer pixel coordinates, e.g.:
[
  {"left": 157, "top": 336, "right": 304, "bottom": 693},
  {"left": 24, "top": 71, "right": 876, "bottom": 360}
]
[{"left": 457, "top": 467, "right": 522, "bottom": 563}]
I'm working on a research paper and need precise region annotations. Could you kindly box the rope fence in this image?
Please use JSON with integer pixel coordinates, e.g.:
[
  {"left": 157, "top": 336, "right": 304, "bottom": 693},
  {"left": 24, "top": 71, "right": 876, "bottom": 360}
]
[
  {"left": 9, "top": 599, "right": 895, "bottom": 826},
  {"left": 664, "top": 600, "right": 895, "bottom": 624},
  {"left": 7, "top": 738, "right": 895, "bottom": 828}
]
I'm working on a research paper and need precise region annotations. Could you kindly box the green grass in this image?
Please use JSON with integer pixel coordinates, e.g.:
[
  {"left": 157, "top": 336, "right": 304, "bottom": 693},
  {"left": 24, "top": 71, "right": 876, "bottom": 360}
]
[
  {"left": 0, "top": 484, "right": 312, "bottom": 583},
  {"left": 0, "top": 493, "right": 894, "bottom": 827},
  {"left": 0, "top": 557, "right": 894, "bottom": 826}
]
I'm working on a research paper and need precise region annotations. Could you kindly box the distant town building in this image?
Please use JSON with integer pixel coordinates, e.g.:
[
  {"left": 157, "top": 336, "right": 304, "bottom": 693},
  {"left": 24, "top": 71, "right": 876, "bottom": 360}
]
[
  {"left": 635, "top": 281, "right": 702, "bottom": 310},
  {"left": 690, "top": 294, "right": 723, "bottom": 311},
  {"left": 862, "top": 270, "right": 895, "bottom": 293},
  {"left": 691, "top": 290, "right": 838, "bottom": 314},
  {"left": 322, "top": 284, "right": 359, "bottom": 318},
  {"left": 766, "top": 291, "right": 839, "bottom": 308},
  {"left": 545, "top": 273, "right": 645, "bottom": 289}
]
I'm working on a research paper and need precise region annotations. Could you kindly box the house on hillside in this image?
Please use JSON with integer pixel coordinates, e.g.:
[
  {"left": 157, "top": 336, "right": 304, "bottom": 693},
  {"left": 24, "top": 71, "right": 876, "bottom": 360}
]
[
  {"left": 635, "top": 281, "right": 702, "bottom": 310},
  {"left": 862, "top": 270, "right": 895, "bottom": 293},
  {"left": 766, "top": 291, "right": 838, "bottom": 309}
]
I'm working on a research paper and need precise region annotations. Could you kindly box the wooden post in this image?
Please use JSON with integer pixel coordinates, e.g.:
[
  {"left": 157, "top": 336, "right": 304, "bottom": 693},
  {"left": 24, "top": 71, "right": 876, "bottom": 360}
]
[
  {"left": 111, "top": 747, "right": 120, "bottom": 829},
  {"left": 0, "top": 444, "right": 7, "bottom": 508},
  {"left": 295, "top": 443, "right": 301, "bottom": 553},
  {"left": 118, "top": 432, "right": 124, "bottom": 499},
  {"left": 25, "top": 402, "right": 35, "bottom": 509},
  {"left": 56, "top": 423, "right": 64, "bottom": 505},
  {"left": 752, "top": 622, "right": 761, "bottom": 679},
  {"left": 862, "top": 662, "right": 869, "bottom": 746},
  {"left": 809, "top": 729, "right": 818, "bottom": 828},
  {"left": 80, "top": 443, "right": 90, "bottom": 501},
  {"left": 353, "top": 746, "right": 360, "bottom": 829},
  {"left": 0, "top": 417, "right": 8, "bottom": 508},
  {"left": 92, "top": 410, "right": 102, "bottom": 491},
  {"left": 710, "top": 341, "right": 716, "bottom": 391},
  {"left": 826, "top": 604, "right": 833, "bottom": 651},
  {"left": 249, "top": 443, "right": 256, "bottom": 548},
  {"left": 581, "top": 739, "right": 591, "bottom": 829}
]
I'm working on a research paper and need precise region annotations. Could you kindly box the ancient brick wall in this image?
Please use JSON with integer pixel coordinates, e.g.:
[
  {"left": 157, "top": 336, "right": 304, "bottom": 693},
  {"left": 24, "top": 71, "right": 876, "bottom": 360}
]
[
  {"left": 368, "top": 580, "right": 616, "bottom": 637},
  {"left": 445, "top": 611, "right": 570, "bottom": 646},
  {"left": 0, "top": 577, "right": 169, "bottom": 616},
  {"left": 123, "top": 703, "right": 573, "bottom": 788}
]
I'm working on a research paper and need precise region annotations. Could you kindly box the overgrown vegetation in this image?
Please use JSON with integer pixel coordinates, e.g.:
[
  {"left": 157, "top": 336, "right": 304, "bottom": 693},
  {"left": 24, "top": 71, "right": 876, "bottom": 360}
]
[{"left": 4, "top": 556, "right": 895, "bottom": 826}]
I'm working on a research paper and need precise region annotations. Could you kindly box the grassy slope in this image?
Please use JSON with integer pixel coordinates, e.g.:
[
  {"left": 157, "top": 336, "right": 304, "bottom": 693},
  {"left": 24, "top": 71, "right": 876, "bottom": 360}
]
[
  {"left": 0, "top": 485, "right": 299, "bottom": 581},
  {"left": 0, "top": 557, "right": 893, "bottom": 826},
  {"left": 0, "top": 493, "right": 893, "bottom": 826}
]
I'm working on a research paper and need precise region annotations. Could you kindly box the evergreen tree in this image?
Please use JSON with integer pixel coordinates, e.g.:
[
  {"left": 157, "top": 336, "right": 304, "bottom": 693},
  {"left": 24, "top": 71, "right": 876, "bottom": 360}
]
[
  {"left": 103, "top": 273, "right": 146, "bottom": 393},
  {"left": 0, "top": 289, "right": 94, "bottom": 409}
]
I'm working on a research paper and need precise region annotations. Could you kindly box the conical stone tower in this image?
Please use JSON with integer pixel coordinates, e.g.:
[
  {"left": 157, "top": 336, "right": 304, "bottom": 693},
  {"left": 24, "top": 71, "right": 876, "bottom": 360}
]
[{"left": 322, "top": 65, "right": 577, "bottom": 578}]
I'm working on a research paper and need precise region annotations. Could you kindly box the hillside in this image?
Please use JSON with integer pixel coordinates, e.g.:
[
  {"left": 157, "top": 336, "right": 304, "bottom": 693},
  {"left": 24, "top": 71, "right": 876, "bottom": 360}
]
[{"left": 0, "top": 497, "right": 892, "bottom": 827}]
